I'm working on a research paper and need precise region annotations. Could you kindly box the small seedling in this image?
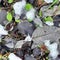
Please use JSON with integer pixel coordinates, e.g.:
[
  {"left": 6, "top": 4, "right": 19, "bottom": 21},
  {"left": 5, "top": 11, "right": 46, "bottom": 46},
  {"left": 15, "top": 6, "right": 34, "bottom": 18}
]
[
  {"left": 25, "top": 3, "right": 33, "bottom": 11},
  {"left": 49, "top": 0, "right": 59, "bottom": 9},
  {"left": 6, "top": 12, "right": 13, "bottom": 22},
  {"left": 44, "top": 16, "right": 53, "bottom": 22},
  {"left": 15, "top": 20, "right": 21, "bottom": 23},
  {"left": 8, "top": 0, "right": 13, "bottom": 3},
  {"left": 39, "top": 10, "right": 42, "bottom": 17}
]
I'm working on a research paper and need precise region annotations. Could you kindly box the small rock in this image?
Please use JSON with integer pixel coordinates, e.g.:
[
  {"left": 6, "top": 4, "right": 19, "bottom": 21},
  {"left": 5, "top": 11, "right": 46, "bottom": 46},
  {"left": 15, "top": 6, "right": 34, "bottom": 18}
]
[
  {"left": 17, "top": 21, "right": 35, "bottom": 36},
  {"left": 40, "top": 5, "right": 59, "bottom": 17},
  {"left": 24, "top": 54, "right": 36, "bottom": 60},
  {"left": 4, "top": 37, "right": 16, "bottom": 48},
  {"left": 53, "top": 15, "right": 60, "bottom": 27},
  {"left": 8, "top": 53, "right": 22, "bottom": 60},
  {"left": 15, "top": 40, "right": 24, "bottom": 48},
  {"left": 0, "top": 24, "right": 8, "bottom": 36},
  {"left": 44, "top": 40, "right": 59, "bottom": 59},
  {"left": 26, "top": 0, "right": 34, "bottom": 4},
  {"left": 33, "top": 47, "right": 41, "bottom": 57}
]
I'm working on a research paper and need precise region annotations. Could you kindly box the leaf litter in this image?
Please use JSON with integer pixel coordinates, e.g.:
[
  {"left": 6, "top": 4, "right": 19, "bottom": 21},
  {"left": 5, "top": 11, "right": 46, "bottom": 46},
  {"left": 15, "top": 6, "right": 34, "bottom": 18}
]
[{"left": 0, "top": 0, "right": 60, "bottom": 60}]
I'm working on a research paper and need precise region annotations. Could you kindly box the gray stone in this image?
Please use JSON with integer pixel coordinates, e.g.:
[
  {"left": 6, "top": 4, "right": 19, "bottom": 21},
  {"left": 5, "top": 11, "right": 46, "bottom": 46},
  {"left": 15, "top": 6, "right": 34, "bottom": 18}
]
[
  {"left": 25, "top": 54, "right": 36, "bottom": 60},
  {"left": 4, "top": 37, "right": 16, "bottom": 48},
  {"left": 0, "top": 10, "right": 7, "bottom": 25},
  {"left": 32, "top": 26, "right": 60, "bottom": 48},
  {"left": 17, "top": 21, "right": 35, "bottom": 36}
]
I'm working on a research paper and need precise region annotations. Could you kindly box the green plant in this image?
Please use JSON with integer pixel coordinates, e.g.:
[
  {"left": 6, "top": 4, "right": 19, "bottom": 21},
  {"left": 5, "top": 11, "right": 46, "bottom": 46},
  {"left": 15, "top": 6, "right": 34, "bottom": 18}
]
[
  {"left": 49, "top": 0, "right": 59, "bottom": 9},
  {"left": 39, "top": 10, "right": 42, "bottom": 17},
  {"left": 15, "top": 19, "right": 21, "bottom": 23},
  {"left": 25, "top": 3, "right": 33, "bottom": 11},
  {"left": 44, "top": 16, "right": 53, "bottom": 22},
  {"left": 8, "top": 0, "right": 13, "bottom": 3},
  {"left": 6, "top": 12, "right": 13, "bottom": 22}
]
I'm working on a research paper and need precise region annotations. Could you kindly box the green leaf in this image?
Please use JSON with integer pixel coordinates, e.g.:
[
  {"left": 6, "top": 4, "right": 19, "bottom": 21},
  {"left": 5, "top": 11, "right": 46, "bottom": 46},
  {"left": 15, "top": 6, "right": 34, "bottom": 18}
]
[
  {"left": 25, "top": 3, "right": 33, "bottom": 11},
  {"left": 8, "top": 0, "right": 13, "bottom": 3},
  {"left": 15, "top": 19, "right": 21, "bottom": 23},
  {"left": 39, "top": 10, "right": 42, "bottom": 17},
  {"left": 28, "top": 19, "right": 33, "bottom": 22},
  {"left": 49, "top": 0, "right": 59, "bottom": 9},
  {"left": 44, "top": 16, "right": 53, "bottom": 22},
  {"left": 6, "top": 12, "right": 13, "bottom": 22}
]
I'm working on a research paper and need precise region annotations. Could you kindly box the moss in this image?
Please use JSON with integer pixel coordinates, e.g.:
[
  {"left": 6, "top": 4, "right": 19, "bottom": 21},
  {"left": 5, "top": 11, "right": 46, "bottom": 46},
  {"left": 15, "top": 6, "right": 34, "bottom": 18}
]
[{"left": 49, "top": 0, "right": 59, "bottom": 9}]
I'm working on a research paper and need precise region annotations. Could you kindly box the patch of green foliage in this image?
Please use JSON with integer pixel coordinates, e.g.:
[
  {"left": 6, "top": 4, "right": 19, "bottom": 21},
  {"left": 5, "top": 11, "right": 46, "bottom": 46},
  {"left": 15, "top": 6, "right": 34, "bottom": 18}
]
[
  {"left": 49, "top": 0, "right": 59, "bottom": 9},
  {"left": 6, "top": 12, "right": 13, "bottom": 22},
  {"left": 44, "top": 16, "right": 53, "bottom": 22},
  {"left": 39, "top": 10, "right": 42, "bottom": 17},
  {"left": 8, "top": 0, "right": 13, "bottom": 3},
  {"left": 25, "top": 3, "right": 33, "bottom": 11}
]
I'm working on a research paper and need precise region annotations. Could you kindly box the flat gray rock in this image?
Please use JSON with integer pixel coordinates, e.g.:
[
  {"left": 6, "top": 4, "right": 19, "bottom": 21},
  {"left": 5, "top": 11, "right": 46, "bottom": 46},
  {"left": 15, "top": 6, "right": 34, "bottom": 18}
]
[
  {"left": 25, "top": 54, "right": 36, "bottom": 60},
  {"left": 17, "top": 21, "right": 35, "bottom": 36},
  {"left": 4, "top": 37, "right": 16, "bottom": 48},
  {"left": 32, "top": 26, "right": 60, "bottom": 48},
  {"left": 0, "top": 10, "right": 7, "bottom": 25},
  {"left": 32, "top": 26, "right": 57, "bottom": 38}
]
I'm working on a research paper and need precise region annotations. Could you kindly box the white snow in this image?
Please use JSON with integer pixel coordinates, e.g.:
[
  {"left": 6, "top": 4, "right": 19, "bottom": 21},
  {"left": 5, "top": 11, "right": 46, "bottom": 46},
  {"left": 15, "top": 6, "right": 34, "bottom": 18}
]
[
  {"left": 45, "top": 21, "right": 54, "bottom": 26},
  {"left": 34, "top": 16, "right": 43, "bottom": 27},
  {"left": 5, "top": 39, "right": 14, "bottom": 48},
  {"left": 44, "top": 40, "right": 59, "bottom": 59},
  {"left": 49, "top": 43, "right": 59, "bottom": 59},
  {"left": 26, "top": 8, "right": 36, "bottom": 21},
  {"left": 13, "top": 0, "right": 26, "bottom": 15},
  {"left": 44, "top": 40, "right": 50, "bottom": 47},
  {"left": 44, "top": 0, "right": 53, "bottom": 3},
  {"left": 25, "top": 34, "right": 32, "bottom": 41}
]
